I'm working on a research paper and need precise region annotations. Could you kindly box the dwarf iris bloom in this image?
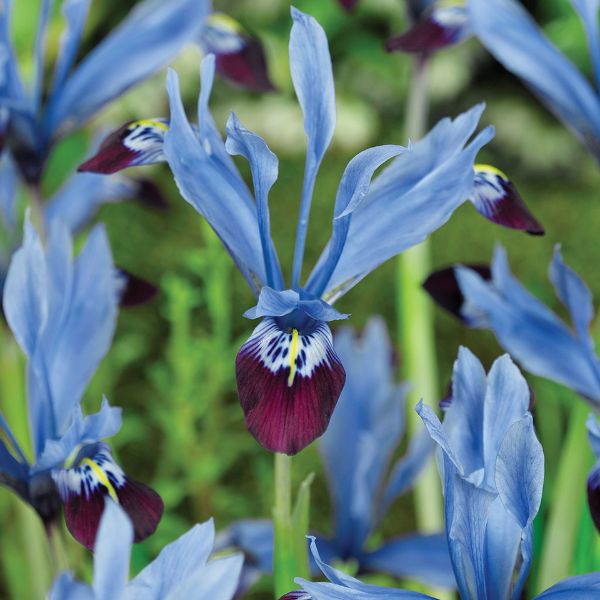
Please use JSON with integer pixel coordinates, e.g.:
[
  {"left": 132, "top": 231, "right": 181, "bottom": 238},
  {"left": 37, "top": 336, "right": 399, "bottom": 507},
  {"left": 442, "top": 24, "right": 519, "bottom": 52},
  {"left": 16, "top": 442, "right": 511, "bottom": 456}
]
[
  {"left": 218, "top": 318, "right": 454, "bottom": 590},
  {"left": 467, "top": 0, "right": 600, "bottom": 165},
  {"left": 50, "top": 501, "right": 243, "bottom": 600},
  {"left": 78, "top": 7, "right": 523, "bottom": 455},
  {"left": 284, "top": 349, "right": 600, "bottom": 599},
  {"left": 0, "top": 218, "right": 162, "bottom": 548},
  {"left": 0, "top": 0, "right": 210, "bottom": 183}
]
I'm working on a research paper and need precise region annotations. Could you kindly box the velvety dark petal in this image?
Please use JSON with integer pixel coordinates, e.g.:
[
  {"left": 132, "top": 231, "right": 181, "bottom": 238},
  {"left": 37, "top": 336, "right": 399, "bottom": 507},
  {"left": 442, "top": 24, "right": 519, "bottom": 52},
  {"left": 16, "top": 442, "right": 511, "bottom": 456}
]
[
  {"left": 236, "top": 318, "right": 346, "bottom": 455},
  {"left": 118, "top": 269, "right": 158, "bottom": 308},
  {"left": 133, "top": 179, "right": 170, "bottom": 211},
  {"left": 587, "top": 463, "right": 600, "bottom": 533},
  {"left": 386, "top": 9, "right": 467, "bottom": 54},
  {"left": 116, "top": 478, "right": 164, "bottom": 544},
  {"left": 279, "top": 593, "right": 312, "bottom": 600},
  {"left": 53, "top": 443, "right": 163, "bottom": 549},
  {"left": 338, "top": 0, "right": 359, "bottom": 11},
  {"left": 216, "top": 36, "right": 276, "bottom": 92},
  {"left": 423, "top": 264, "right": 491, "bottom": 322},
  {"left": 78, "top": 119, "right": 168, "bottom": 174},
  {"left": 471, "top": 165, "right": 544, "bottom": 235}
]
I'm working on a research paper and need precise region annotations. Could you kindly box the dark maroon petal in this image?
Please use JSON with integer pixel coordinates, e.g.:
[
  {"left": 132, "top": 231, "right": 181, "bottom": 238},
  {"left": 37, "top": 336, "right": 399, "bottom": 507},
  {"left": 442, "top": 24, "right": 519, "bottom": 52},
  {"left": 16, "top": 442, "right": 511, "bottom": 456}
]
[
  {"left": 133, "top": 179, "right": 170, "bottom": 211},
  {"left": 236, "top": 319, "right": 346, "bottom": 455},
  {"left": 116, "top": 478, "right": 164, "bottom": 543},
  {"left": 386, "top": 15, "right": 464, "bottom": 54},
  {"left": 63, "top": 487, "right": 106, "bottom": 550},
  {"left": 279, "top": 592, "right": 312, "bottom": 600},
  {"left": 423, "top": 265, "right": 491, "bottom": 323},
  {"left": 78, "top": 119, "right": 168, "bottom": 174},
  {"left": 588, "top": 465, "right": 600, "bottom": 533},
  {"left": 472, "top": 166, "right": 544, "bottom": 235},
  {"left": 338, "top": 0, "right": 359, "bottom": 11},
  {"left": 118, "top": 269, "right": 158, "bottom": 308},
  {"left": 216, "top": 36, "right": 276, "bottom": 92}
]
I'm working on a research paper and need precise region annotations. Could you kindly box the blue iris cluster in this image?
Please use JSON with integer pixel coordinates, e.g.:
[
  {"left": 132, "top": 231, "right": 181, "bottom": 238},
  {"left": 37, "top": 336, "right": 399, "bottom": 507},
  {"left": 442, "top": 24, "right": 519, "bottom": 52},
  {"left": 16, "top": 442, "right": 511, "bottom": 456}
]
[{"left": 1, "top": 0, "right": 600, "bottom": 599}]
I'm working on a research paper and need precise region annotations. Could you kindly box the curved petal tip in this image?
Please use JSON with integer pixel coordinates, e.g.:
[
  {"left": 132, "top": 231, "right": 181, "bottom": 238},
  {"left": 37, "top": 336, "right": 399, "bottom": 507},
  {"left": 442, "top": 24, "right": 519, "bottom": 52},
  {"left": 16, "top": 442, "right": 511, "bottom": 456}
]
[{"left": 236, "top": 318, "right": 346, "bottom": 455}]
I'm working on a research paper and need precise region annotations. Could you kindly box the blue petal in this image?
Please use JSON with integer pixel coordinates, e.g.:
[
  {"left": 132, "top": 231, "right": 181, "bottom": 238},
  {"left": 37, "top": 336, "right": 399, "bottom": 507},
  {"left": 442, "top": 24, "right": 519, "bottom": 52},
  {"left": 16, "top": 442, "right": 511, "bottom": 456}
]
[
  {"left": 49, "top": 0, "right": 91, "bottom": 96},
  {"left": 0, "top": 0, "right": 26, "bottom": 106},
  {"left": 128, "top": 519, "right": 216, "bottom": 595},
  {"left": 225, "top": 113, "right": 283, "bottom": 289},
  {"left": 380, "top": 426, "right": 435, "bottom": 513},
  {"left": 244, "top": 287, "right": 348, "bottom": 322},
  {"left": 587, "top": 413, "right": 600, "bottom": 458},
  {"left": 311, "top": 106, "right": 494, "bottom": 302},
  {"left": 289, "top": 6, "right": 335, "bottom": 183},
  {"left": 93, "top": 501, "right": 132, "bottom": 599},
  {"left": 34, "top": 397, "right": 121, "bottom": 472},
  {"left": 164, "top": 68, "right": 267, "bottom": 293},
  {"left": 306, "top": 145, "right": 404, "bottom": 297},
  {"left": 48, "top": 573, "right": 94, "bottom": 600},
  {"left": 320, "top": 318, "right": 405, "bottom": 556},
  {"left": 456, "top": 247, "right": 600, "bottom": 405},
  {"left": 297, "top": 537, "right": 436, "bottom": 599},
  {"left": 42, "top": 0, "right": 210, "bottom": 139},
  {"left": 467, "top": 0, "right": 600, "bottom": 163},
  {"left": 360, "top": 533, "right": 455, "bottom": 589},
  {"left": 215, "top": 518, "right": 273, "bottom": 574},
  {"left": 570, "top": 0, "right": 600, "bottom": 89},
  {"left": 45, "top": 170, "right": 137, "bottom": 233},
  {"left": 533, "top": 573, "right": 600, "bottom": 599},
  {"left": 0, "top": 154, "right": 17, "bottom": 232},
  {"left": 549, "top": 245, "right": 594, "bottom": 346},
  {"left": 4, "top": 221, "right": 119, "bottom": 451},
  {"left": 32, "top": 0, "right": 52, "bottom": 111}
]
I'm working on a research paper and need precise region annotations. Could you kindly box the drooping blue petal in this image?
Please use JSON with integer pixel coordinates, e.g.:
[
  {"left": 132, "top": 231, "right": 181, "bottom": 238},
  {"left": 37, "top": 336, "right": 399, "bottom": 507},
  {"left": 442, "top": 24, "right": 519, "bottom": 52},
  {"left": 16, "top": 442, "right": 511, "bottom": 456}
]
[
  {"left": 456, "top": 247, "right": 600, "bottom": 406},
  {"left": 295, "top": 537, "right": 436, "bottom": 599},
  {"left": 308, "top": 106, "right": 494, "bottom": 302},
  {"left": 467, "top": 0, "right": 600, "bottom": 163},
  {"left": 34, "top": 398, "right": 121, "bottom": 472},
  {"left": 45, "top": 171, "right": 138, "bottom": 233},
  {"left": 225, "top": 113, "right": 283, "bottom": 289},
  {"left": 243, "top": 287, "right": 348, "bottom": 322},
  {"left": 533, "top": 573, "right": 600, "bottom": 599},
  {"left": 306, "top": 145, "right": 405, "bottom": 297},
  {"left": 42, "top": 0, "right": 210, "bottom": 140},
  {"left": 93, "top": 501, "right": 132, "bottom": 600},
  {"left": 360, "top": 533, "right": 456, "bottom": 589},
  {"left": 319, "top": 317, "right": 405, "bottom": 556},
  {"left": 164, "top": 68, "right": 267, "bottom": 293},
  {"left": 570, "top": 0, "right": 600, "bottom": 89},
  {"left": 289, "top": 6, "right": 336, "bottom": 288}
]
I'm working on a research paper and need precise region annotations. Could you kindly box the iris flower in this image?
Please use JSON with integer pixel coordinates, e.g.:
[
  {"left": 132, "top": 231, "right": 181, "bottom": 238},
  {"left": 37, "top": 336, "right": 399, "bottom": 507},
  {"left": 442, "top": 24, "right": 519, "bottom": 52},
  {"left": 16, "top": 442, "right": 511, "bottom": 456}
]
[
  {"left": 50, "top": 501, "right": 243, "bottom": 600},
  {"left": 79, "top": 6, "right": 531, "bottom": 455},
  {"left": 467, "top": 0, "right": 600, "bottom": 165},
  {"left": 0, "top": 0, "right": 211, "bottom": 184},
  {"left": 282, "top": 349, "right": 600, "bottom": 599},
  {"left": 0, "top": 218, "right": 162, "bottom": 548},
  {"left": 217, "top": 318, "right": 454, "bottom": 591}
]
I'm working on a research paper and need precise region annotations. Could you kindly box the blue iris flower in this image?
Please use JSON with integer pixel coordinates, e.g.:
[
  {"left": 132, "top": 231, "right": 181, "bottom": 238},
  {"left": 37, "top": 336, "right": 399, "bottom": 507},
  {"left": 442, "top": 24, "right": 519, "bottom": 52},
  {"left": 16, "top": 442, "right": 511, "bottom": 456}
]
[
  {"left": 467, "top": 0, "right": 600, "bottom": 165},
  {"left": 283, "top": 349, "right": 600, "bottom": 599},
  {"left": 79, "top": 6, "right": 505, "bottom": 455},
  {"left": 217, "top": 317, "right": 455, "bottom": 592},
  {"left": 0, "top": 0, "right": 210, "bottom": 184},
  {"left": 49, "top": 501, "right": 243, "bottom": 600},
  {"left": 0, "top": 217, "right": 163, "bottom": 548}
]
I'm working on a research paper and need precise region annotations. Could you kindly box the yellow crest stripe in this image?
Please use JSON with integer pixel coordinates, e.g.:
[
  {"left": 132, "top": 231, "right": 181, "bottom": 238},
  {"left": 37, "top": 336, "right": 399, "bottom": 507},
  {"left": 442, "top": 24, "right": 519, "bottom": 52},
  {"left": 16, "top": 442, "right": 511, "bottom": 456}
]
[
  {"left": 475, "top": 163, "right": 508, "bottom": 180},
  {"left": 81, "top": 458, "right": 119, "bottom": 503},
  {"left": 288, "top": 328, "right": 300, "bottom": 387}
]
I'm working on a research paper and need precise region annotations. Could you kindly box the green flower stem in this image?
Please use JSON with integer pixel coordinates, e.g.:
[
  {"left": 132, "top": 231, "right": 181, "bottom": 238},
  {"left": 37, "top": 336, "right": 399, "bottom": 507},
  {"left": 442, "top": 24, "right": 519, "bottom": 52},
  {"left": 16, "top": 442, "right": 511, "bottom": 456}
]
[
  {"left": 273, "top": 453, "right": 312, "bottom": 597},
  {"left": 535, "top": 399, "right": 594, "bottom": 593},
  {"left": 396, "top": 55, "right": 448, "bottom": 599},
  {"left": 28, "top": 184, "right": 47, "bottom": 245},
  {"left": 398, "top": 56, "right": 444, "bottom": 531}
]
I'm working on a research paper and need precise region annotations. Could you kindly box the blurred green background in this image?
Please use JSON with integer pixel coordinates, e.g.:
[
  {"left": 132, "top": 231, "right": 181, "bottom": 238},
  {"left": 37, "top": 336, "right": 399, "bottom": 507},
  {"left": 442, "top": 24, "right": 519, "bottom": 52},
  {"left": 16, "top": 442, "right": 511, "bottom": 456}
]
[{"left": 2, "top": 0, "right": 600, "bottom": 598}]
